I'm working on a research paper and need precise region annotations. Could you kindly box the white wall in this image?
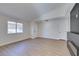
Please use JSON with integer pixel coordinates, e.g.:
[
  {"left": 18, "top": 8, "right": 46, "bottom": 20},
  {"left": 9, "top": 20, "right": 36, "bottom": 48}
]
[
  {"left": 36, "top": 16, "right": 70, "bottom": 40},
  {"left": 0, "top": 15, "right": 31, "bottom": 46},
  {"left": 0, "top": 13, "right": 70, "bottom": 46}
]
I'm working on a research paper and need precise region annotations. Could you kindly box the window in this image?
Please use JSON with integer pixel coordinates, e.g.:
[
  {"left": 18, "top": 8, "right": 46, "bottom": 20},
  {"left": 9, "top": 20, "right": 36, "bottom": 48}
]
[
  {"left": 8, "top": 21, "right": 23, "bottom": 34},
  {"left": 17, "top": 23, "right": 23, "bottom": 33},
  {"left": 8, "top": 21, "right": 16, "bottom": 34}
]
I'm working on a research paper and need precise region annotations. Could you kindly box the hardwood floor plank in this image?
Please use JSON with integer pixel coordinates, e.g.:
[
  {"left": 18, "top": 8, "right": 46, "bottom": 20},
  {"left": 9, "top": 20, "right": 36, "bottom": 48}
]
[{"left": 0, "top": 38, "right": 70, "bottom": 56}]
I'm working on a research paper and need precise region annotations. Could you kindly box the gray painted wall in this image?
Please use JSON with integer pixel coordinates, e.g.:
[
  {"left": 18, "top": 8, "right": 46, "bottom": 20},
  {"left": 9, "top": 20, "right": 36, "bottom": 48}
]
[{"left": 70, "top": 4, "right": 79, "bottom": 33}]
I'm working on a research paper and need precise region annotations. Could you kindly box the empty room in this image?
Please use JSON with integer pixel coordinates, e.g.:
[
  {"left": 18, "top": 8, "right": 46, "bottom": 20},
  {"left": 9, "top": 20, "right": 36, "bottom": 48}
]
[{"left": 0, "top": 3, "right": 78, "bottom": 56}]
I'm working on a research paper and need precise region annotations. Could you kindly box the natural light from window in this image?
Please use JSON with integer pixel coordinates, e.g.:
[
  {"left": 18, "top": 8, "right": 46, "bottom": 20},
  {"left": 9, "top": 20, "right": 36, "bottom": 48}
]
[
  {"left": 17, "top": 23, "right": 23, "bottom": 33},
  {"left": 8, "top": 21, "right": 16, "bottom": 34},
  {"left": 8, "top": 21, "right": 23, "bottom": 34}
]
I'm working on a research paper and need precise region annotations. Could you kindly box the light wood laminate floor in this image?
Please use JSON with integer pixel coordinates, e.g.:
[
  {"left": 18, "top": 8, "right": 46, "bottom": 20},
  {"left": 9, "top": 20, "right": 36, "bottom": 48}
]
[{"left": 0, "top": 38, "right": 70, "bottom": 56}]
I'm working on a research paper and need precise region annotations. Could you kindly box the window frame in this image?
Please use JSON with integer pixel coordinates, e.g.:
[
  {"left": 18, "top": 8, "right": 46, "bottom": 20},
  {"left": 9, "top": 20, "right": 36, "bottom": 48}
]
[
  {"left": 8, "top": 21, "right": 23, "bottom": 34},
  {"left": 16, "top": 22, "right": 23, "bottom": 33}
]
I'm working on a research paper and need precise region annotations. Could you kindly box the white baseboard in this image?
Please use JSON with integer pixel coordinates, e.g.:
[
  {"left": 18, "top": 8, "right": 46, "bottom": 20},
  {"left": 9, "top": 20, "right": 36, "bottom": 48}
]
[
  {"left": 35, "top": 37, "right": 65, "bottom": 41},
  {"left": 0, "top": 37, "right": 31, "bottom": 47}
]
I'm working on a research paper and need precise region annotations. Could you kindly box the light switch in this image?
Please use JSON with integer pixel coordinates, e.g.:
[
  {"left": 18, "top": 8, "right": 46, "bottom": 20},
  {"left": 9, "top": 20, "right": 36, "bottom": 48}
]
[{"left": 76, "top": 14, "right": 78, "bottom": 18}]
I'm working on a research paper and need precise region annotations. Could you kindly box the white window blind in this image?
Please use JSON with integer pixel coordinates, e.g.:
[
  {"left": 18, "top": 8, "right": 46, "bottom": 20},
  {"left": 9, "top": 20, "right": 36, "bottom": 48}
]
[
  {"left": 8, "top": 21, "right": 16, "bottom": 34},
  {"left": 17, "top": 23, "right": 23, "bottom": 33},
  {"left": 8, "top": 21, "right": 23, "bottom": 34}
]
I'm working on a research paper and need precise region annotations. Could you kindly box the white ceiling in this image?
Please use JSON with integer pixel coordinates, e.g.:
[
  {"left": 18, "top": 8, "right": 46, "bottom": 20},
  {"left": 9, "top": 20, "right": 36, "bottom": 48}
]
[{"left": 0, "top": 3, "right": 75, "bottom": 21}]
